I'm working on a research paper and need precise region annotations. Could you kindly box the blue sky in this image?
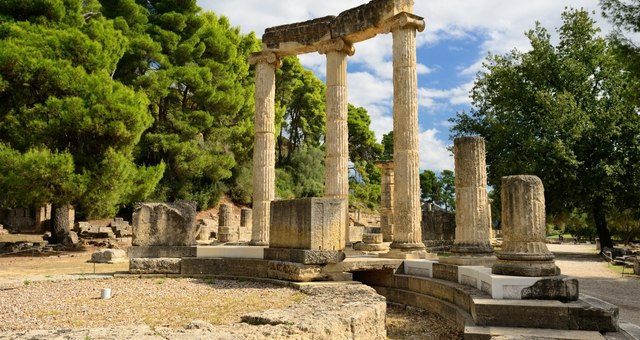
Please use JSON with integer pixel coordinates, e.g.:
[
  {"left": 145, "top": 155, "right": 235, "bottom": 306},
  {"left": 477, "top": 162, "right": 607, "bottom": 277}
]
[{"left": 199, "top": 0, "right": 610, "bottom": 173}]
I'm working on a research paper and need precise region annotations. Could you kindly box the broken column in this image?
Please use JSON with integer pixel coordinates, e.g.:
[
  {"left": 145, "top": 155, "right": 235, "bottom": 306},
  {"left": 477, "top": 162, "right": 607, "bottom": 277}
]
[
  {"left": 321, "top": 38, "right": 353, "bottom": 248},
  {"left": 34, "top": 203, "right": 51, "bottom": 233},
  {"left": 52, "top": 205, "right": 77, "bottom": 246},
  {"left": 240, "top": 208, "right": 252, "bottom": 228},
  {"left": 442, "top": 136, "right": 494, "bottom": 265},
  {"left": 249, "top": 52, "right": 280, "bottom": 246},
  {"left": 385, "top": 12, "right": 430, "bottom": 259},
  {"left": 376, "top": 160, "right": 395, "bottom": 242},
  {"left": 218, "top": 204, "right": 234, "bottom": 243},
  {"left": 492, "top": 176, "right": 560, "bottom": 276}
]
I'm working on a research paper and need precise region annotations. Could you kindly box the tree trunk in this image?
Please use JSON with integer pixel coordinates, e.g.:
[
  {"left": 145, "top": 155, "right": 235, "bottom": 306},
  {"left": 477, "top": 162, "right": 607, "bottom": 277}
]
[{"left": 592, "top": 197, "right": 613, "bottom": 252}]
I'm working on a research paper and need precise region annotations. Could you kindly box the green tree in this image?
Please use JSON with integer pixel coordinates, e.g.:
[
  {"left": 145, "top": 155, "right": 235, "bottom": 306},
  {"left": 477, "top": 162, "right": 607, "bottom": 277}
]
[
  {"left": 348, "top": 104, "right": 383, "bottom": 210},
  {"left": 600, "top": 0, "right": 640, "bottom": 86},
  {"left": 0, "top": 0, "right": 163, "bottom": 218},
  {"left": 419, "top": 170, "right": 438, "bottom": 203},
  {"left": 437, "top": 170, "right": 455, "bottom": 213},
  {"left": 102, "top": 0, "right": 260, "bottom": 209},
  {"left": 275, "top": 57, "right": 326, "bottom": 164},
  {"left": 380, "top": 131, "right": 394, "bottom": 160},
  {"left": 451, "top": 9, "right": 640, "bottom": 250}
]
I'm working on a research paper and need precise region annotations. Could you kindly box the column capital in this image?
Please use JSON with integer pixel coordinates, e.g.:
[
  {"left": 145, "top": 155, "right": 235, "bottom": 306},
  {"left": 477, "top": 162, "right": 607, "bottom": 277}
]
[
  {"left": 383, "top": 12, "right": 425, "bottom": 33},
  {"left": 375, "top": 160, "right": 395, "bottom": 171},
  {"left": 249, "top": 51, "right": 282, "bottom": 68},
  {"left": 318, "top": 38, "right": 355, "bottom": 56}
]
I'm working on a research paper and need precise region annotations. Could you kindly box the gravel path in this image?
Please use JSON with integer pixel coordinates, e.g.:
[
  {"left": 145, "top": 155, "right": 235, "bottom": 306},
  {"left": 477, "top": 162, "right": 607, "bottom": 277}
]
[{"left": 549, "top": 243, "right": 640, "bottom": 326}]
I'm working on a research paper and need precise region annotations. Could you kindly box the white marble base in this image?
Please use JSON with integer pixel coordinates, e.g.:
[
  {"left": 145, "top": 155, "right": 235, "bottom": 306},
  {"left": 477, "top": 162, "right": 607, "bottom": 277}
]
[
  {"left": 197, "top": 246, "right": 266, "bottom": 259},
  {"left": 403, "top": 260, "right": 437, "bottom": 278}
]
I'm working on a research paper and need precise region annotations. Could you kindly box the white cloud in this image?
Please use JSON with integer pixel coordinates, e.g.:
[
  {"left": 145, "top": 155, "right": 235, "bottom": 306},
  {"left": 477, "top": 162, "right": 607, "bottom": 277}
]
[
  {"left": 419, "top": 129, "right": 454, "bottom": 172},
  {"left": 418, "top": 81, "right": 474, "bottom": 108}
]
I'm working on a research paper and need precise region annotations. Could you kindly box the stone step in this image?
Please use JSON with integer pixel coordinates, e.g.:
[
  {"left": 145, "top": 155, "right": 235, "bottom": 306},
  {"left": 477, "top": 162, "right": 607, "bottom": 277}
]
[{"left": 464, "top": 325, "right": 606, "bottom": 340}]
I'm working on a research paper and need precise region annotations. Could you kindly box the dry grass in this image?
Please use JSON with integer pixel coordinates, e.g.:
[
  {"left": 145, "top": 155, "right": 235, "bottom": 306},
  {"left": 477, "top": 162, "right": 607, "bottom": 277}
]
[
  {"left": 0, "top": 277, "right": 305, "bottom": 332},
  {"left": 0, "top": 249, "right": 129, "bottom": 278},
  {"left": 386, "top": 304, "right": 463, "bottom": 340},
  {"left": 0, "top": 233, "right": 46, "bottom": 243}
]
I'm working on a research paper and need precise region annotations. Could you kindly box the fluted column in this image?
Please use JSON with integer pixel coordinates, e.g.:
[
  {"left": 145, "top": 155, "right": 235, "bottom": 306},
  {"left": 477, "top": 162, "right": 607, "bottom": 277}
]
[
  {"left": 249, "top": 52, "right": 280, "bottom": 246},
  {"left": 493, "top": 176, "right": 560, "bottom": 276},
  {"left": 441, "top": 136, "right": 494, "bottom": 265},
  {"left": 384, "top": 13, "right": 429, "bottom": 258},
  {"left": 375, "top": 161, "right": 395, "bottom": 242},
  {"left": 320, "top": 39, "right": 354, "bottom": 248}
]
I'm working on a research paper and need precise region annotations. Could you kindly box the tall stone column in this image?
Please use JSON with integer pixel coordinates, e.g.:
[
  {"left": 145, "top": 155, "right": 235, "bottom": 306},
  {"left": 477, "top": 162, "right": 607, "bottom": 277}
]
[
  {"left": 249, "top": 52, "right": 280, "bottom": 246},
  {"left": 492, "top": 176, "right": 559, "bottom": 276},
  {"left": 320, "top": 39, "right": 354, "bottom": 248},
  {"left": 384, "top": 13, "right": 430, "bottom": 259},
  {"left": 441, "top": 136, "right": 494, "bottom": 265},
  {"left": 375, "top": 161, "right": 395, "bottom": 242}
]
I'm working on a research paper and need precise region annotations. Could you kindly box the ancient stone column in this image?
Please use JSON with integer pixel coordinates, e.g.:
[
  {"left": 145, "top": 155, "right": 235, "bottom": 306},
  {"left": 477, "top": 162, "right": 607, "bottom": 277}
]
[
  {"left": 375, "top": 161, "right": 395, "bottom": 242},
  {"left": 442, "top": 137, "right": 494, "bottom": 265},
  {"left": 384, "top": 13, "right": 429, "bottom": 259},
  {"left": 218, "top": 204, "right": 232, "bottom": 242},
  {"left": 240, "top": 208, "right": 252, "bottom": 228},
  {"left": 492, "top": 176, "right": 560, "bottom": 276},
  {"left": 248, "top": 52, "right": 280, "bottom": 246},
  {"left": 320, "top": 39, "right": 354, "bottom": 248}
]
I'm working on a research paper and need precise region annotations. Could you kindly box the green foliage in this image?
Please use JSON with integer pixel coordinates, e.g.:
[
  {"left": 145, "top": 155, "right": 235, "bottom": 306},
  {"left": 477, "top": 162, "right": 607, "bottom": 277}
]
[
  {"left": 348, "top": 104, "right": 383, "bottom": 210},
  {"left": 275, "top": 145, "right": 325, "bottom": 199},
  {"left": 380, "top": 131, "right": 393, "bottom": 161},
  {"left": 0, "top": 144, "right": 84, "bottom": 208},
  {"left": 437, "top": 170, "right": 456, "bottom": 213},
  {"left": 607, "top": 208, "right": 640, "bottom": 244},
  {"left": 102, "top": 0, "right": 260, "bottom": 209},
  {"left": 0, "top": 2, "right": 163, "bottom": 218},
  {"left": 451, "top": 8, "right": 640, "bottom": 249},
  {"left": 419, "top": 170, "right": 438, "bottom": 203},
  {"left": 275, "top": 57, "right": 326, "bottom": 164}
]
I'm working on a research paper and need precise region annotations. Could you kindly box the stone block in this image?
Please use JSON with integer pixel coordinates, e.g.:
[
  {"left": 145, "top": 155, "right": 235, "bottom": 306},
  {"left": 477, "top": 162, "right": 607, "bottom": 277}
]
[
  {"left": 127, "top": 246, "right": 196, "bottom": 258},
  {"left": 362, "top": 233, "right": 383, "bottom": 244},
  {"left": 403, "top": 260, "right": 435, "bottom": 278},
  {"left": 352, "top": 242, "right": 389, "bottom": 252},
  {"left": 132, "top": 202, "right": 197, "bottom": 246},
  {"left": 433, "top": 263, "right": 459, "bottom": 282},
  {"left": 270, "top": 198, "right": 345, "bottom": 251},
  {"left": 196, "top": 246, "right": 265, "bottom": 259},
  {"left": 129, "top": 258, "right": 181, "bottom": 274},
  {"left": 472, "top": 298, "right": 570, "bottom": 329},
  {"left": 180, "top": 258, "right": 270, "bottom": 277},
  {"left": 267, "top": 261, "right": 330, "bottom": 282},
  {"left": 90, "top": 249, "right": 127, "bottom": 264},
  {"left": 264, "top": 248, "right": 345, "bottom": 265},
  {"left": 521, "top": 276, "right": 579, "bottom": 302},
  {"left": 568, "top": 295, "right": 619, "bottom": 332}
]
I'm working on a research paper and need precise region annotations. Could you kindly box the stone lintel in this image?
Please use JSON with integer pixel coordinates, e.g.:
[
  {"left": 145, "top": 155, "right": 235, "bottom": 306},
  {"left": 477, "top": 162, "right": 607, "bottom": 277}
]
[
  {"left": 264, "top": 248, "right": 346, "bottom": 265},
  {"left": 260, "top": 0, "right": 422, "bottom": 55},
  {"left": 128, "top": 246, "right": 197, "bottom": 258}
]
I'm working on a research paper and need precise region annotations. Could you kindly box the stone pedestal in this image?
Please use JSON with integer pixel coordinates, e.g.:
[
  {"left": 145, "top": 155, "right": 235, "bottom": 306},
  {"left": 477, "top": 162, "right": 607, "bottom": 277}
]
[
  {"left": 376, "top": 161, "right": 394, "bottom": 242},
  {"left": 385, "top": 14, "right": 430, "bottom": 259},
  {"left": 132, "top": 202, "right": 198, "bottom": 246},
  {"left": 321, "top": 39, "right": 353, "bottom": 247},
  {"left": 265, "top": 198, "right": 345, "bottom": 264},
  {"left": 217, "top": 204, "right": 232, "bottom": 242},
  {"left": 441, "top": 137, "right": 494, "bottom": 266},
  {"left": 249, "top": 52, "right": 280, "bottom": 246},
  {"left": 492, "top": 176, "right": 560, "bottom": 276}
]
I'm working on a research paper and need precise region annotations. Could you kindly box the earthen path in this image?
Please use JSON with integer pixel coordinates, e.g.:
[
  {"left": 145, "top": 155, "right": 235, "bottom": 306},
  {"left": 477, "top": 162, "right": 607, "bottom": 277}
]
[{"left": 549, "top": 243, "right": 640, "bottom": 326}]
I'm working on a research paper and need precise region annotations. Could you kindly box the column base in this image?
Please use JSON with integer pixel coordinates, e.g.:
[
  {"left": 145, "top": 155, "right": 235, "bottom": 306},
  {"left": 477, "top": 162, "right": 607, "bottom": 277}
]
[
  {"left": 492, "top": 259, "right": 561, "bottom": 277},
  {"left": 381, "top": 243, "right": 436, "bottom": 259}
]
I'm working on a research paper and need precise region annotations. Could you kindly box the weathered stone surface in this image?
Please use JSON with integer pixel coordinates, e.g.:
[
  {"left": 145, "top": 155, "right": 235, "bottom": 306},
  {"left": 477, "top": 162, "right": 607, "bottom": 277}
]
[
  {"left": 129, "top": 258, "right": 181, "bottom": 274},
  {"left": 376, "top": 160, "right": 395, "bottom": 242},
  {"left": 568, "top": 295, "right": 619, "bottom": 332},
  {"left": 432, "top": 263, "right": 459, "bottom": 283},
  {"left": 240, "top": 208, "right": 252, "bottom": 227},
  {"left": 127, "top": 246, "right": 196, "bottom": 258},
  {"left": 196, "top": 223, "right": 210, "bottom": 241},
  {"left": 132, "top": 202, "right": 197, "bottom": 247},
  {"left": 180, "top": 258, "right": 269, "bottom": 277},
  {"left": 269, "top": 198, "right": 345, "bottom": 251},
  {"left": 363, "top": 233, "right": 383, "bottom": 244},
  {"left": 90, "top": 249, "right": 128, "bottom": 264},
  {"left": 493, "top": 176, "right": 559, "bottom": 277},
  {"left": 450, "top": 136, "right": 493, "bottom": 257},
  {"left": 218, "top": 204, "right": 232, "bottom": 227},
  {"left": 353, "top": 242, "right": 390, "bottom": 252},
  {"left": 635, "top": 257, "right": 639, "bottom": 275},
  {"left": 264, "top": 248, "right": 345, "bottom": 265},
  {"left": 266, "top": 261, "right": 330, "bottom": 282},
  {"left": 52, "top": 205, "right": 75, "bottom": 245},
  {"left": 521, "top": 276, "right": 579, "bottom": 302}
]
